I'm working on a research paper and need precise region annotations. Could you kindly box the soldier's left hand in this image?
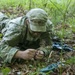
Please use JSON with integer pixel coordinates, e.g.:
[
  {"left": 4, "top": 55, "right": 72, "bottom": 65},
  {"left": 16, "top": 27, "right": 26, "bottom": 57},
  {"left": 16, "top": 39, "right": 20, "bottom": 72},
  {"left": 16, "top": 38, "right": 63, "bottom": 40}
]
[{"left": 34, "top": 51, "right": 44, "bottom": 60}]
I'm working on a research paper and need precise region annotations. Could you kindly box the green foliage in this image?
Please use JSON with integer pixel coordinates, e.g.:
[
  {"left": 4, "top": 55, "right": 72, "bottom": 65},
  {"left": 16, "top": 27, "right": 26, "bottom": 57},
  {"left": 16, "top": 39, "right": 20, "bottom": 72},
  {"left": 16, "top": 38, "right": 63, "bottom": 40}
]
[
  {"left": 0, "top": 0, "right": 75, "bottom": 25},
  {"left": 0, "top": 33, "right": 2, "bottom": 40},
  {"left": 1, "top": 67, "right": 10, "bottom": 75},
  {"left": 0, "top": 33, "right": 2, "bottom": 37},
  {"left": 0, "top": 0, "right": 75, "bottom": 74},
  {"left": 66, "top": 56, "right": 75, "bottom": 64}
]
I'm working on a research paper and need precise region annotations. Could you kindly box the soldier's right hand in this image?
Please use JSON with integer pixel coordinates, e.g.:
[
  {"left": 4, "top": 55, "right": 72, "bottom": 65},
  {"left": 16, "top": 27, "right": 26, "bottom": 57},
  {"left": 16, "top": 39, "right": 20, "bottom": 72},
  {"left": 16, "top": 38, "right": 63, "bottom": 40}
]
[
  {"left": 14, "top": 49, "right": 37, "bottom": 60},
  {"left": 22, "top": 49, "right": 37, "bottom": 60}
]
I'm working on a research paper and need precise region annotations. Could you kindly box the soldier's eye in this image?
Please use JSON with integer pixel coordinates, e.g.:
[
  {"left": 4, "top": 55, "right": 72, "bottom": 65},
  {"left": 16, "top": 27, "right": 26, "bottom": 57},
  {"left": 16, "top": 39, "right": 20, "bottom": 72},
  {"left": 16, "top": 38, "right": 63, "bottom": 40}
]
[
  {"left": 31, "top": 20, "right": 37, "bottom": 23},
  {"left": 38, "top": 21, "right": 42, "bottom": 24},
  {"left": 38, "top": 21, "right": 45, "bottom": 24},
  {"left": 34, "top": 20, "right": 37, "bottom": 23}
]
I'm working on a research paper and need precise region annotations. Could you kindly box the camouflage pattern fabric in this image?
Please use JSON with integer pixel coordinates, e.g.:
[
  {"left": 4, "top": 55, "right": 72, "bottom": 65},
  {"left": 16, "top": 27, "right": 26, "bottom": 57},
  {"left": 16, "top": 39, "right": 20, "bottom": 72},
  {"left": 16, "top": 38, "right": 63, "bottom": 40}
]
[
  {"left": 0, "top": 12, "right": 53, "bottom": 64},
  {"left": 0, "top": 12, "right": 10, "bottom": 32}
]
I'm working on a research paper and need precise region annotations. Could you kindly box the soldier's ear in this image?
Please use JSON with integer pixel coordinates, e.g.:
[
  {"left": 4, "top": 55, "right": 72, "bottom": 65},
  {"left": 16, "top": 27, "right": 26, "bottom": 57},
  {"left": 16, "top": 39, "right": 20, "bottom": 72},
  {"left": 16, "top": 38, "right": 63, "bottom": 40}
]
[{"left": 26, "top": 19, "right": 29, "bottom": 25}]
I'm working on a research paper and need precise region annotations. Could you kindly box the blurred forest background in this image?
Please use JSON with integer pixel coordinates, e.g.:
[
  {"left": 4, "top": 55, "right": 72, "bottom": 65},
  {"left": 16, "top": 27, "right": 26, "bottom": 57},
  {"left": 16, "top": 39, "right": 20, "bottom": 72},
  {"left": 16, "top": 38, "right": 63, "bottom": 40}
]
[{"left": 0, "top": 0, "right": 75, "bottom": 75}]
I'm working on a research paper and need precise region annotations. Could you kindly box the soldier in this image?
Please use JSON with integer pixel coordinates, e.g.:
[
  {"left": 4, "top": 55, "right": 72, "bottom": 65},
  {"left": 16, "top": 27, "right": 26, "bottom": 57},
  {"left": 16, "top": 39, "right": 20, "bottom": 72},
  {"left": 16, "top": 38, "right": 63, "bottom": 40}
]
[{"left": 0, "top": 8, "right": 53, "bottom": 64}]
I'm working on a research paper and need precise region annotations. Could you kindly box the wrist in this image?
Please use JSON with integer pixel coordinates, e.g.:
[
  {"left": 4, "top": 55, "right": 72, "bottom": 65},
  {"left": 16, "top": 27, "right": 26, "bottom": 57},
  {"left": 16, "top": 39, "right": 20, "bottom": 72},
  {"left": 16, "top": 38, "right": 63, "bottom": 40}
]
[
  {"left": 42, "top": 51, "right": 45, "bottom": 56},
  {"left": 14, "top": 51, "right": 24, "bottom": 59}
]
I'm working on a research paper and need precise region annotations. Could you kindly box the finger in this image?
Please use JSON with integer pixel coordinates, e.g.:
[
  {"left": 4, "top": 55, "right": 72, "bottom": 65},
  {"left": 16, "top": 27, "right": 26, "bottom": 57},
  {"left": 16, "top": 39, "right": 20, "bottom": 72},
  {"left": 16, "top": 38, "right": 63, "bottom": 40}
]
[
  {"left": 28, "top": 49, "right": 36, "bottom": 52},
  {"left": 29, "top": 50, "right": 37, "bottom": 54},
  {"left": 35, "top": 55, "right": 43, "bottom": 59},
  {"left": 35, "top": 53, "right": 44, "bottom": 59},
  {"left": 27, "top": 55, "right": 34, "bottom": 59},
  {"left": 37, "top": 51, "right": 44, "bottom": 55},
  {"left": 36, "top": 54, "right": 43, "bottom": 58},
  {"left": 28, "top": 51, "right": 36, "bottom": 55},
  {"left": 36, "top": 51, "right": 44, "bottom": 56},
  {"left": 27, "top": 50, "right": 36, "bottom": 55},
  {"left": 39, "top": 51, "right": 44, "bottom": 55},
  {"left": 35, "top": 51, "right": 44, "bottom": 58}
]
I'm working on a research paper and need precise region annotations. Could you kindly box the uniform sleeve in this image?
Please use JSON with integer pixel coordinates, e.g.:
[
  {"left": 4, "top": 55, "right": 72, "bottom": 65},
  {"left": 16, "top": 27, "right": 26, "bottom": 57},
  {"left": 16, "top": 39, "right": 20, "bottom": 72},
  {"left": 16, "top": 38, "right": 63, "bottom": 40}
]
[
  {"left": 38, "top": 32, "right": 52, "bottom": 56},
  {"left": 38, "top": 20, "right": 54, "bottom": 56},
  {"left": 0, "top": 12, "right": 9, "bottom": 32},
  {"left": 0, "top": 22, "right": 22, "bottom": 64}
]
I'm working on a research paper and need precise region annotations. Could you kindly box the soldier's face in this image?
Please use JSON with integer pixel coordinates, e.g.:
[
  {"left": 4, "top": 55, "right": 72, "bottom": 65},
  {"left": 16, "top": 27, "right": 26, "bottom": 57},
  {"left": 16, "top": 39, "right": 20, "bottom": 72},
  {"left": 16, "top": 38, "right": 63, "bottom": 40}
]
[
  {"left": 27, "top": 19, "right": 42, "bottom": 37},
  {"left": 29, "top": 29, "right": 42, "bottom": 37}
]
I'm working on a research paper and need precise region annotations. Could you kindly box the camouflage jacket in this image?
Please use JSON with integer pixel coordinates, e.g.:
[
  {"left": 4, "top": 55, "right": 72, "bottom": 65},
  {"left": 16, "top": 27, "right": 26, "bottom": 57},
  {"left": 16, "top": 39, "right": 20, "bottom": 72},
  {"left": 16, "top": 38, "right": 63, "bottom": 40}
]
[{"left": 0, "top": 13, "right": 53, "bottom": 64}]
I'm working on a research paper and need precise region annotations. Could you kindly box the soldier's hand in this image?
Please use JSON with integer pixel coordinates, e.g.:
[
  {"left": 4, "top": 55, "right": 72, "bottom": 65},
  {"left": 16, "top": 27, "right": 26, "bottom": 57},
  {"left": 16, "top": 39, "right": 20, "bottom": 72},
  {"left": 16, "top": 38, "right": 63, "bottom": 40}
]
[
  {"left": 15, "top": 49, "right": 44, "bottom": 60},
  {"left": 22, "top": 49, "right": 37, "bottom": 60},
  {"left": 34, "top": 51, "right": 44, "bottom": 60}
]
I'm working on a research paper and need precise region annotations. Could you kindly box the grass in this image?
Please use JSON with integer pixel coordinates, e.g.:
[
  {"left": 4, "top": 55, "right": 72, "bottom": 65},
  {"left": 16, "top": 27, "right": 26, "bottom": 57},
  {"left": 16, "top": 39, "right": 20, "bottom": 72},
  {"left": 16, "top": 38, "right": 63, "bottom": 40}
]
[{"left": 0, "top": 0, "right": 75, "bottom": 74}]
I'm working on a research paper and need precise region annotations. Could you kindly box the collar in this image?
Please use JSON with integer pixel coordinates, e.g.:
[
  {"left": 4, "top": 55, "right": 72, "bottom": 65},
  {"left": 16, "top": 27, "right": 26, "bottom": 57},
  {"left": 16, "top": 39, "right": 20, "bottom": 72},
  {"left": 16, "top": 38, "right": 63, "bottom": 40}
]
[{"left": 26, "top": 30, "right": 40, "bottom": 41}]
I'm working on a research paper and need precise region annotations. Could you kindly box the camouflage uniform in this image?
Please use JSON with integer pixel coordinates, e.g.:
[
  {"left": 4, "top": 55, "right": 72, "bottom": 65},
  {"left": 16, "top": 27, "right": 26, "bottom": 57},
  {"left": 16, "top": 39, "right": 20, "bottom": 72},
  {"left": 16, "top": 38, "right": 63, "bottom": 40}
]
[{"left": 0, "top": 8, "right": 53, "bottom": 64}]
